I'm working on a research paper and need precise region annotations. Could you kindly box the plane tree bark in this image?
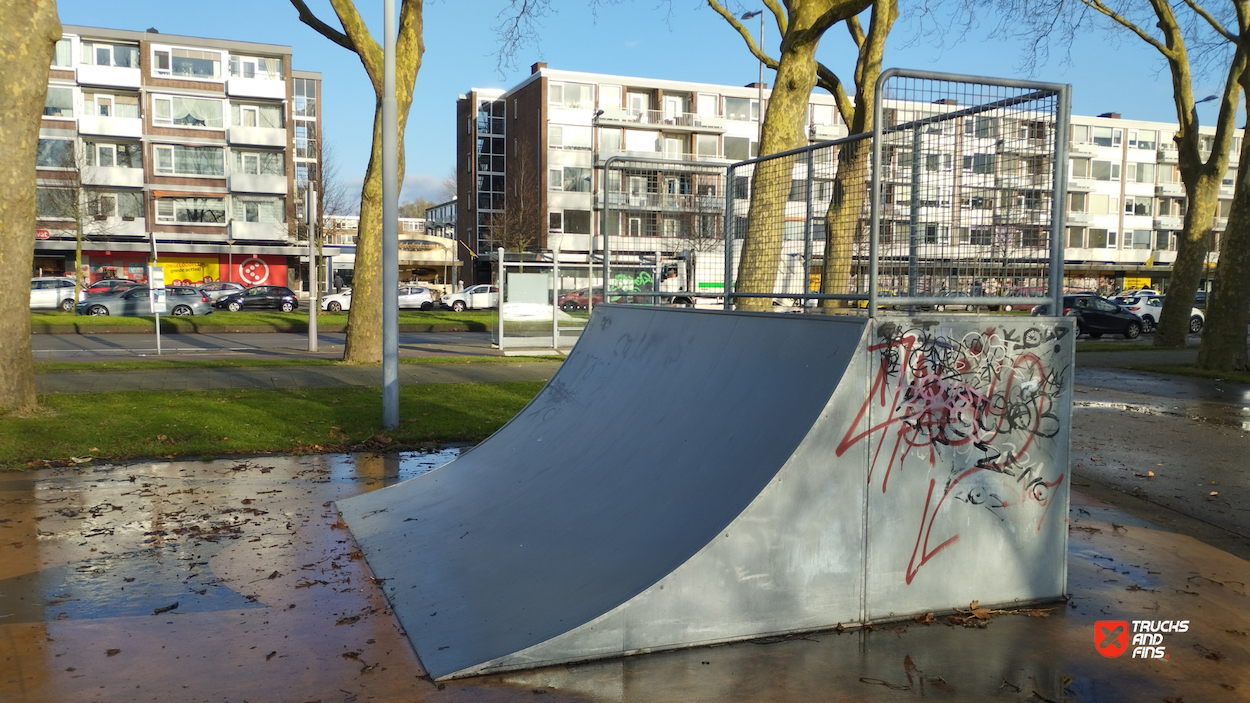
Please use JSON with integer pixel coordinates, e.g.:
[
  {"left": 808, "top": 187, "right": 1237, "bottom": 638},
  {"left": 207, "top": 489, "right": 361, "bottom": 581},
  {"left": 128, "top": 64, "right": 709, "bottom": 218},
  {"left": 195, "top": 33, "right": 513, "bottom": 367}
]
[
  {"left": 709, "top": 0, "right": 891, "bottom": 311},
  {"left": 996, "top": 0, "right": 1246, "bottom": 355},
  {"left": 289, "top": 0, "right": 424, "bottom": 363},
  {"left": 0, "top": 0, "right": 60, "bottom": 414}
]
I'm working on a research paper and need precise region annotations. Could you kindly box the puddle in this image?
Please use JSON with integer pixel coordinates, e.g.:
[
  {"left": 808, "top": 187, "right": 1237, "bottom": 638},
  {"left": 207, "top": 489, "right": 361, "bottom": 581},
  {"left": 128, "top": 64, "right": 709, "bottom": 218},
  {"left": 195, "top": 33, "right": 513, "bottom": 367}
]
[{"left": 1073, "top": 399, "right": 1250, "bottom": 431}]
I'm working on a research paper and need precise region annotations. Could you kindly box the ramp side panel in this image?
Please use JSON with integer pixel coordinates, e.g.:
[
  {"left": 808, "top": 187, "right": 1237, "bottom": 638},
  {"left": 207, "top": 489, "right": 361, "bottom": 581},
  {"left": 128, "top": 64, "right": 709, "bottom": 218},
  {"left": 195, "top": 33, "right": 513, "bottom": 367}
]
[
  {"left": 338, "top": 307, "right": 867, "bottom": 681},
  {"left": 857, "top": 318, "right": 1075, "bottom": 618},
  {"left": 465, "top": 323, "right": 874, "bottom": 677}
]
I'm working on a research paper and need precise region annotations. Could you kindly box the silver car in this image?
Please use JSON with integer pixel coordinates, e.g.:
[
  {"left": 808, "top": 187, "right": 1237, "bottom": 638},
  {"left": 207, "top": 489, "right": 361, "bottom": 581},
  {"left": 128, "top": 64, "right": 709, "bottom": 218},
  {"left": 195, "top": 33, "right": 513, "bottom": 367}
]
[
  {"left": 198, "top": 281, "right": 247, "bottom": 302},
  {"left": 30, "top": 277, "right": 79, "bottom": 311},
  {"left": 77, "top": 286, "right": 215, "bottom": 316},
  {"left": 398, "top": 285, "right": 436, "bottom": 310}
]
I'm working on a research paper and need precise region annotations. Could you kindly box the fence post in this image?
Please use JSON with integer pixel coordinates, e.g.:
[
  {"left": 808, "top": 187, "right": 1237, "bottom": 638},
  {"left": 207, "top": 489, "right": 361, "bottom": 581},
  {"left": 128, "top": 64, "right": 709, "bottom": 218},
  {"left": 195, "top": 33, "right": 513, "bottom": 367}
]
[
  {"left": 723, "top": 163, "right": 735, "bottom": 310},
  {"left": 1050, "top": 85, "right": 1072, "bottom": 317}
]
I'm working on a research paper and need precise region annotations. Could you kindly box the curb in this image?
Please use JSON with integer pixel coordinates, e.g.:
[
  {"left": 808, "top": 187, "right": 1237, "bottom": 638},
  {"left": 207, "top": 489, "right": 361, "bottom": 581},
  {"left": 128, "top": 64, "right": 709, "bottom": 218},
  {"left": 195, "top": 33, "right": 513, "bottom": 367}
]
[{"left": 33, "top": 323, "right": 495, "bottom": 335}]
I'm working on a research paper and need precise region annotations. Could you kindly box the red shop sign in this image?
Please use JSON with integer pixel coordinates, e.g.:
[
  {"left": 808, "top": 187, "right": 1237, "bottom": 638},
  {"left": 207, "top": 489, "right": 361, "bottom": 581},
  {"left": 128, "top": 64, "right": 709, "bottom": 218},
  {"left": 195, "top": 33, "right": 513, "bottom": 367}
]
[{"left": 35, "top": 229, "right": 51, "bottom": 240}]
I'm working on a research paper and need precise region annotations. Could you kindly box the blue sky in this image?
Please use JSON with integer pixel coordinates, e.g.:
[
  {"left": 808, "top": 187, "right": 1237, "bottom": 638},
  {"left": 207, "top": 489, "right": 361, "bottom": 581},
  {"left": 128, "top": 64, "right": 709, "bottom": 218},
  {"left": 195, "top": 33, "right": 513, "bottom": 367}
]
[{"left": 59, "top": 0, "right": 1231, "bottom": 207}]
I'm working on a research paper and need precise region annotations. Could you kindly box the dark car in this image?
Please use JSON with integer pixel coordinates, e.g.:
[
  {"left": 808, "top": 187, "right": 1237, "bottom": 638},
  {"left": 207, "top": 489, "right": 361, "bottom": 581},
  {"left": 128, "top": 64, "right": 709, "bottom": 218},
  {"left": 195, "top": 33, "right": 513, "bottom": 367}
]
[
  {"left": 84, "top": 278, "right": 139, "bottom": 296},
  {"left": 213, "top": 285, "right": 299, "bottom": 312},
  {"left": 1030, "top": 294, "right": 1142, "bottom": 339}
]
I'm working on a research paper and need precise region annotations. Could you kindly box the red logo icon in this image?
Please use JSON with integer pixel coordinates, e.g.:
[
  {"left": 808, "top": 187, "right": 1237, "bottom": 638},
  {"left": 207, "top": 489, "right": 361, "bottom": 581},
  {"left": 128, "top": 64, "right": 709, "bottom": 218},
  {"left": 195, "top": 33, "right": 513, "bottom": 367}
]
[
  {"left": 238, "top": 257, "right": 270, "bottom": 285},
  {"left": 1095, "top": 620, "right": 1129, "bottom": 658}
]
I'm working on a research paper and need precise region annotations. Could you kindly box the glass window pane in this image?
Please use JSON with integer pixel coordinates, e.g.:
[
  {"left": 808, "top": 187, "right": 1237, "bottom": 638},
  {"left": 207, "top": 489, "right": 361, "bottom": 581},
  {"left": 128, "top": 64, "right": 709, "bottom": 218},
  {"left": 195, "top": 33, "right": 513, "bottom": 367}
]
[{"left": 43, "top": 87, "right": 73, "bottom": 117}]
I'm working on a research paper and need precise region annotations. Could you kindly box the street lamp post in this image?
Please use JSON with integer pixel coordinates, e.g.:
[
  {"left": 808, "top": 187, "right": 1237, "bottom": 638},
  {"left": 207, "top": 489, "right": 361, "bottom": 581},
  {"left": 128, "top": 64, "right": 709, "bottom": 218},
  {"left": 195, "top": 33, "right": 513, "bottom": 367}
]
[
  {"left": 741, "top": 10, "right": 765, "bottom": 147},
  {"left": 381, "top": 0, "right": 400, "bottom": 429}
]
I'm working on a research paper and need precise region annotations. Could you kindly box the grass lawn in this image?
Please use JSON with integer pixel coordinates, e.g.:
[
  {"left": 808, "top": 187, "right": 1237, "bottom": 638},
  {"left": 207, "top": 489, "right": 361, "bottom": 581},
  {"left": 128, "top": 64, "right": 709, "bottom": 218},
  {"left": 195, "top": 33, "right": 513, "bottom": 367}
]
[
  {"left": 1, "top": 382, "right": 545, "bottom": 469},
  {"left": 31, "top": 309, "right": 497, "bottom": 333},
  {"left": 1074, "top": 342, "right": 1183, "bottom": 353},
  {"left": 1121, "top": 363, "right": 1250, "bottom": 384},
  {"left": 35, "top": 355, "right": 564, "bottom": 373}
]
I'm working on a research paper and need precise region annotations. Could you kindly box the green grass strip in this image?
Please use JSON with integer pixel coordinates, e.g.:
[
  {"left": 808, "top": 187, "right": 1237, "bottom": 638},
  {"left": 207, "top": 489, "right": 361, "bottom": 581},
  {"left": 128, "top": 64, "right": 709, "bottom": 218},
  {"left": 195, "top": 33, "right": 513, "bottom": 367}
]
[
  {"left": 32, "top": 310, "right": 498, "bottom": 333},
  {"left": 1120, "top": 364, "right": 1250, "bottom": 384},
  {"left": 35, "top": 355, "right": 564, "bottom": 373},
  {"left": 1, "top": 382, "right": 545, "bottom": 470},
  {"left": 1074, "top": 342, "right": 1194, "bottom": 353}
]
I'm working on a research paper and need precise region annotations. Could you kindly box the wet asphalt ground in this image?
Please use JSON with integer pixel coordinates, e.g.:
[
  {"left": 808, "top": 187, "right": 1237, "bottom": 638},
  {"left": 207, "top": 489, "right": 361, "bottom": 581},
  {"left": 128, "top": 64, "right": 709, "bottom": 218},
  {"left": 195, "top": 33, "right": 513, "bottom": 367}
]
[{"left": 4, "top": 334, "right": 1250, "bottom": 701}]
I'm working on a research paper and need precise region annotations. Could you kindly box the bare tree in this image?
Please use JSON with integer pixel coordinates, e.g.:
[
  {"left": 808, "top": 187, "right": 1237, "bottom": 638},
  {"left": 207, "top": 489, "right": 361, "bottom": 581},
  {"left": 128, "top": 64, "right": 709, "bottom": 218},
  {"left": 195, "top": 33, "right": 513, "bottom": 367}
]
[
  {"left": 441, "top": 167, "right": 457, "bottom": 203},
  {"left": 297, "top": 137, "right": 349, "bottom": 293},
  {"left": 708, "top": 0, "right": 892, "bottom": 310},
  {"left": 289, "top": 0, "right": 424, "bottom": 363},
  {"left": 995, "top": 0, "right": 1246, "bottom": 357},
  {"left": 491, "top": 141, "right": 542, "bottom": 252},
  {"left": 398, "top": 197, "right": 437, "bottom": 218},
  {"left": 0, "top": 0, "right": 59, "bottom": 414}
]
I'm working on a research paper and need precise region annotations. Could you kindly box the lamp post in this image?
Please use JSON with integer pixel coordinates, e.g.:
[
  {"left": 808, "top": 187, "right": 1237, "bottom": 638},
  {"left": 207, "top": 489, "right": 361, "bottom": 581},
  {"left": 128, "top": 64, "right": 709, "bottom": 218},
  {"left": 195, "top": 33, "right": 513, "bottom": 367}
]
[
  {"left": 741, "top": 10, "right": 765, "bottom": 147},
  {"left": 381, "top": 0, "right": 399, "bottom": 429},
  {"left": 591, "top": 108, "right": 603, "bottom": 314}
]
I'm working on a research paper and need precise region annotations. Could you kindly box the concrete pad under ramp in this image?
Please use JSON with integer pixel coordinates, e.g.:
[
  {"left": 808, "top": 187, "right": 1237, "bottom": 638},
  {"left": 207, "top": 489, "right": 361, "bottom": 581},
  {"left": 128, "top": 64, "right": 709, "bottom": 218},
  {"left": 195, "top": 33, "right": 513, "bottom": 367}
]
[{"left": 338, "top": 306, "right": 1075, "bottom": 680}]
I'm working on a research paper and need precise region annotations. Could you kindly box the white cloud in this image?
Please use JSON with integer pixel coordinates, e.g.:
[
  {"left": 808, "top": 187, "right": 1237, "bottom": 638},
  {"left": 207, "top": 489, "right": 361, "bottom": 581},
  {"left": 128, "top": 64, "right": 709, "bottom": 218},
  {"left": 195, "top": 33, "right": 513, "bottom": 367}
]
[{"left": 401, "top": 172, "right": 451, "bottom": 203}]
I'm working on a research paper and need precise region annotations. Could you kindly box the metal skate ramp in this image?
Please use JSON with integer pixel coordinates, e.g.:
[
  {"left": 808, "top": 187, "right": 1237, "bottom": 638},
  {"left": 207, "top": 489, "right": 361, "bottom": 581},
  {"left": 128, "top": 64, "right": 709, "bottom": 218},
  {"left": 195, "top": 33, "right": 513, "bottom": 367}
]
[{"left": 339, "top": 306, "right": 1073, "bottom": 680}]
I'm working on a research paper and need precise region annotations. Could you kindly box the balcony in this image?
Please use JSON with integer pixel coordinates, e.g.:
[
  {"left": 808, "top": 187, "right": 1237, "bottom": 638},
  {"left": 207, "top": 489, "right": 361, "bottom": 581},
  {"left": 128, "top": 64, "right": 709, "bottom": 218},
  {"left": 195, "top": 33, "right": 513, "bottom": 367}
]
[
  {"left": 809, "top": 123, "right": 849, "bottom": 141},
  {"left": 229, "top": 173, "right": 287, "bottom": 194},
  {"left": 1157, "top": 146, "right": 1179, "bottom": 164},
  {"left": 1069, "top": 143, "right": 1098, "bottom": 158},
  {"left": 595, "top": 108, "right": 725, "bottom": 133},
  {"left": 604, "top": 192, "right": 726, "bottom": 212},
  {"left": 76, "top": 64, "right": 141, "bottom": 90},
  {"left": 596, "top": 149, "right": 728, "bottom": 165},
  {"left": 77, "top": 115, "right": 142, "bottom": 139},
  {"left": 83, "top": 216, "right": 146, "bottom": 238},
  {"left": 997, "top": 174, "right": 1050, "bottom": 188},
  {"left": 1067, "top": 178, "right": 1093, "bottom": 192},
  {"left": 81, "top": 166, "right": 143, "bottom": 188},
  {"left": 1066, "top": 212, "right": 1095, "bottom": 225},
  {"left": 226, "top": 76, "right": 287, "bottom": 100},
  {"left": 1154, "top": 215, "right": 1183, "bottom": 230},
  {"left": 1214, "top": 217, "right": 1228, "bottom": 230},
  {"left": 229, "top": 220, "right": 289, "bottom": 241},
  {"left": 1155, "top": 182, "right": 1184, "bottom": 197},
  {"left": 228, "top": 125, "right": 287, "bottom": 148}
]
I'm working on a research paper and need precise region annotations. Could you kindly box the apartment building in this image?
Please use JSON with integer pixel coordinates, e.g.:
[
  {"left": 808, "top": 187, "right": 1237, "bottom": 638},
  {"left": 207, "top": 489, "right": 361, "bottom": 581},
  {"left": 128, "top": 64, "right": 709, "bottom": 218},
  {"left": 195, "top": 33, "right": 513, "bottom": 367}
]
[
  {"left": 34, "top": 25, "right": 325, "bottom": 289},
  {"left": 455, "top": 63, "right": 845, "bottom": 284}
]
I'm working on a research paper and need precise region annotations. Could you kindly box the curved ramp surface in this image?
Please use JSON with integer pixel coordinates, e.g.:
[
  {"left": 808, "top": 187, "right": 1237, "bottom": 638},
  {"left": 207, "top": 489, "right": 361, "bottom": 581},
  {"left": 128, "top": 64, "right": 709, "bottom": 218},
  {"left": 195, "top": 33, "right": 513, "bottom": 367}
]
[{"left": 338, "top": 306, "right": 867, "bottom": 680}]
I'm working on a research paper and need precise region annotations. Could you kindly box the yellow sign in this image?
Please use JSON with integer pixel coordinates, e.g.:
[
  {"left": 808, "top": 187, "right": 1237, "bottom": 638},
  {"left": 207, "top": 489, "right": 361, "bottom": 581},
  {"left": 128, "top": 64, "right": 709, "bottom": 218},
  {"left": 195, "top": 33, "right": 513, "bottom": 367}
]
[
  {"left": 1122, "top": 276, "right": 1152, "bottom": 290},
  {"left": 161, "top": 257, "right": 221, "bottom": 286}
]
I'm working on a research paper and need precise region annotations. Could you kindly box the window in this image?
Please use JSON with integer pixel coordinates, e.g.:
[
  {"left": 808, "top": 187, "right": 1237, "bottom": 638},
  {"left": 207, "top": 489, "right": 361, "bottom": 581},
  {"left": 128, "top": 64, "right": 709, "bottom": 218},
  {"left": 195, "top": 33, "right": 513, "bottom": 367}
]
[
  {"left": 1067, "top": 227, "right": 1086, "bottom": 248},
  {"left": 232, "top": 196, "right": 285, "bottom": 223},
  {"left": 1070, "top": 158, "right": 1090, "bottom": 178},
  {"left": 958, "top": 227, "right": 994, "bottom": 246},
  {"left": 695, "top": 134, "right": 718, "bottom": 156},
  {"left": 36, "top": 187, "right": 71, "bottom": 219},
  {"left": 44, "top": 86, "right": 73, "bottom": 118},
  {"left": 229, "top": 55, "right": 283, "bottom": 80},
  {"left": 549, "top": 166, "right": 590, "bottom": 192},
  {"left": 548, "top": 211, "right": 562, "bottom": 231},
  {"left": 89, "top": 192, "right": 143, "bottom": 220},
  {"left": 724, "top": 136, "right": 752, "bottom": 161},
  {"left": 153, "top": 95, "right": 224, "bottom": 128},
  {"left": 1132, "top": 130, "right": 1156, "bottom": 150},
  {"left": 81, "top": 42, "right": 139, "bottom": 68},
  {"left": 232, "top": 150, "right": 284, "bottom": 175},
  {"left": 548, "top": 124, "right": 591, "bottom": 150},
  {"left": 155, "top": 197, "right": 226, "bottom": 224},
  {"left": 230, "top": 102, "right": 282, "bottom": 129},
  {"left": 84, "top": 92, "right": 140, "bottom": 119},
  {"left": 1071, "top": 125, "right": 1091, "bottom": 144},
  {"left": 477, "top": 99, "right": 504, "bottom": 135},
  {"left": 725, "top": 97, "right": 756, "bottom": 121},
  {"left": 1069, "top": 192, "right": 1087, "bottom": 213},
  {"left": 1017, "top": 190, "right": 1046, "bottom": 210},
  {"left": 548, "top": 82, "right": 593, "bottom": 109},
  {"left": 1088, "top": 228, "right": 1114, "bottom": 248},
  {"left": 1130, "top": 162, "right": 1154, "bottom": 184},
  {"left": 965, "top": 116, "right": 998, "bottom": 138},
  {"left": 811, "top": 104, "right": 835, "bottom": 126},
  {"left": 52, "top": 39, "right": 71, "bottom": 67},
  {"left": 599, "top": 128, "right": 621, "bottom": 154},
  {"left": 293, "top": 77, "right": 317, "bottom": 117},
  {"left": 152, "top": 47, "right": 222, "bottom": 80},
  {"left": 36, "top": 138, "right": 73, "bottom": 168},
  {"left": 1124, "top": 196, "right": 1152, "bottom": 216},
  {"left": 1092, "top": 126, "right": 1121, "bottom": 147},
  {"left": 600, "top": 85, "right": 623, "bottom": 111},
  {"left": 1091, "top": 160, "right": 1120, "bottom": 181},
  {"left": 962, "top": 153, "right": 995, "bottom": 174},
  {"left": 1089, "top": 194, "right": 1118, "bottom": 215},
  {"left": 564, "top": 210, "right": 591, "bottom": 234},
  {"left": 924, "top": 153, "right": 952, "bottom": 172},
  {"left": 153, "top": 144, "right": 225, "bottom": 176},
  {"left": 1127, "top": 230, "right": 1153, "bottom": 249},
  {"left": 84, "top": 142, "right": 142, "bottom": 168}
]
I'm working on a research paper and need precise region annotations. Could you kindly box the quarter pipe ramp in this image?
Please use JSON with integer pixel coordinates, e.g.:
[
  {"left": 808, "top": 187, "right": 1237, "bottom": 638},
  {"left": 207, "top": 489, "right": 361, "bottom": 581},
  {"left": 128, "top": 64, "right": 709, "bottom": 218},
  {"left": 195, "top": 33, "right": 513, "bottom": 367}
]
[{"left": 338, "top": 305, "right": 1074, "bottom": 680}]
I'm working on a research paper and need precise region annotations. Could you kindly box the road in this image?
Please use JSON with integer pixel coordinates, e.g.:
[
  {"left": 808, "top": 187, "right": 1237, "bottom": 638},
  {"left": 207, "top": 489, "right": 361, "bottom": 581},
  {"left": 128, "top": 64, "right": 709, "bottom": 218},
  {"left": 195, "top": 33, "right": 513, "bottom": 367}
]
[{"left": 32, "top": 331, "right": 497, "bottom": 358}]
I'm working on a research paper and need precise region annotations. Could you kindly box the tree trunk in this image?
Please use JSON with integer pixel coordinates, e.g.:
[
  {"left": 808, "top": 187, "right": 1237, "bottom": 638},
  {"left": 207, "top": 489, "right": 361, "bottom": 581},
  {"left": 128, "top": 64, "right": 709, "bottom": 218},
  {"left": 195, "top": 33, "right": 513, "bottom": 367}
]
[
  {"left": 820, "top": 140, "right": 867, "bottom": 308},
  {"left": 1155, "top": 174, "right": 1218, "bottom": 348},
  {"left": 1197, "top": 128, "right": 1250, "bottom": 371},
  {"left": 735, "top": 32, "right": 821, "bottom": 312},
  {"left": 0, "top": 1, "right": 59, "bottom": 414}
]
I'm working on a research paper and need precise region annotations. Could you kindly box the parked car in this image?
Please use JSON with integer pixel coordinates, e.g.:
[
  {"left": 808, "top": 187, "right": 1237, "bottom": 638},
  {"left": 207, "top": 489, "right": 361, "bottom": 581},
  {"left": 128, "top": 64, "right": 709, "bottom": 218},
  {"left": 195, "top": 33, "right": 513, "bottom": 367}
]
[
  {"left": 1112, "top": 294, "right": 1205, "bottom": 334},
  {"left": 558, "top": 288, "right": 603, "bottom": 311},
  {"left": 398, "top": 286, "right": 436, "bottom": 310},
  {"left": 321, "top": 289, "right": 352, "bottom": 312},
  {"left": 440, "top": 284, "right": 498, "bottom": 312},
  {"left": 1030, "top": 294, "right": 1142, "bottom": 339},
  {"left": 77, "top": 286, "right": 214, "bottom": 316},
  {"left": 30, "top": 277, "right": 79, "bottom": 311},
  {"left": 198, "top": 281, "right": 247, "bottom": 302},
  {"left": 213, "top": 285, "right": 299, "bottom": 312},
  {"left": 84, "top": 278, "right": 139, "bottom": 296}
]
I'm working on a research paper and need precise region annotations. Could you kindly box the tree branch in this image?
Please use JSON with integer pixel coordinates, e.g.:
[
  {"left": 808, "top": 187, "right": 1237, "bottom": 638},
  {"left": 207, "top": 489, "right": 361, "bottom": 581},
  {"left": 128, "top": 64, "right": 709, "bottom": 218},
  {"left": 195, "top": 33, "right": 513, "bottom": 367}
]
[
  {"left": 706, "top": 0, "right": 779, "bottom": 69},
  {"left": 287, "top": 0, "right": 355, "bottom": 52},
  {"left": 1180, "top": 0, "right": 1239, "bottom": 42},
  {"left": 1078, "top": 0, "right": 1173, "bottom": 57},
  {"left": 817, "top": 61, "right": 855, "bottom": 125},
  {"left": 847, "top": 15, "right": 866, "bottom": 48}
]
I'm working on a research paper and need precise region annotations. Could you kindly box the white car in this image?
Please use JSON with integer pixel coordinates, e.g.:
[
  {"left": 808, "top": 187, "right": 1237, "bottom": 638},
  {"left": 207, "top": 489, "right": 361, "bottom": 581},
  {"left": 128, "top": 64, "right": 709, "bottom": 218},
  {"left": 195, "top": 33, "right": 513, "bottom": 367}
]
[
  {"left": 440, "top": 284, "right": 498, "bottom": 312},
  {"left": 321, "top": 286, "right": 436, "bottom": 312},
  {"left": 1113, "top": 294, "right": 1204, "bottom": 333},
  {"left": 30, "top": 277, "right": 79, "bottom": 311},
  {"left": 198, "top": 281, "right": 246, "bottom": 302}
]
